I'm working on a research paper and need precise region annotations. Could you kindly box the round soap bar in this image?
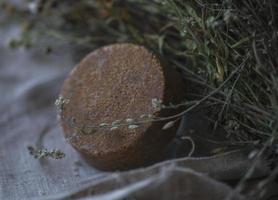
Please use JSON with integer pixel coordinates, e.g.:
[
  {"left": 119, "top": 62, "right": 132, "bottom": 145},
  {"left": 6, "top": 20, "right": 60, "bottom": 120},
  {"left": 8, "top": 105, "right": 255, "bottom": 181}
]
[{"left": 59, "top": 43, "right": 185, "bottom": 171}]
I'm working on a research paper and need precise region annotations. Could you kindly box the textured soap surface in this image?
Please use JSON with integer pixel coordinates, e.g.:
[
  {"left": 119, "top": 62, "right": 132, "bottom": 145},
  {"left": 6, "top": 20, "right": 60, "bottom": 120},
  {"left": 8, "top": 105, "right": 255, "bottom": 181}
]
[{"left": 60, "top": 43, "right": 185, "bottom": 170}]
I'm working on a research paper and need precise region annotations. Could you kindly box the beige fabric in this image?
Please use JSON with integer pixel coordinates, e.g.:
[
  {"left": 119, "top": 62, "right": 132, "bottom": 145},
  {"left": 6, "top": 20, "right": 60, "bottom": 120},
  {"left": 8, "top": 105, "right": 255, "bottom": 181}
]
[{"left": 39, "top": 149, "right": 270, "bottom": 200}]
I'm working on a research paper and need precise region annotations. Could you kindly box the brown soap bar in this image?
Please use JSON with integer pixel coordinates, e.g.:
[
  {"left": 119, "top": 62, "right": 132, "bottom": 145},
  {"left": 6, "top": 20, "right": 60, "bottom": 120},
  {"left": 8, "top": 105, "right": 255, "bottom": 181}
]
[{"left": 59, "top": 43, "right": 185, "bottom": 171}]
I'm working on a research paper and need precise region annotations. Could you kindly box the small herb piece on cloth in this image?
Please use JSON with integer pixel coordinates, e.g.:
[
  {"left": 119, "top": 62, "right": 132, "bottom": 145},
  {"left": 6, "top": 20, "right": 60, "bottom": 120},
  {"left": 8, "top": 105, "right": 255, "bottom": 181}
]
[{"left": 27, "top": 145, "right": 65, "bottom": 159}]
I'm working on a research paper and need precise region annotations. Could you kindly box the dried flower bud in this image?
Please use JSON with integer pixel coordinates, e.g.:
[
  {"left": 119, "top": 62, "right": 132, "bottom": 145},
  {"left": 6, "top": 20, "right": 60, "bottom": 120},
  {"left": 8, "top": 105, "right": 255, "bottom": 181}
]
[
  {"left": 110, "top": 126, "right": 118, "bottom": 131},
  {"left": 162, "top": 121, "right": 176, "bottom": 130},
  {"left": 99, "top": 123, "right": 109, "bottom": 128},
  {"left": 128, "top": 124, "right": 139, "bottom": 129},
  {"left": 125, "top": 118, "right": 134, "bottom": 123}
]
